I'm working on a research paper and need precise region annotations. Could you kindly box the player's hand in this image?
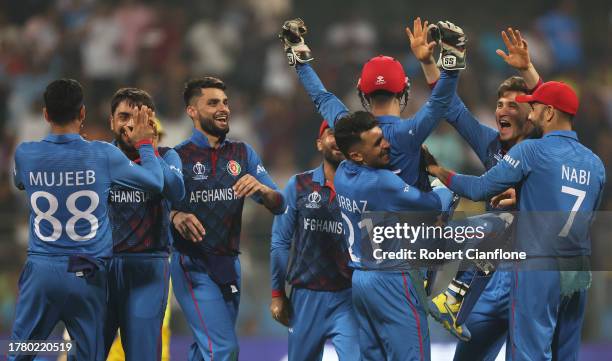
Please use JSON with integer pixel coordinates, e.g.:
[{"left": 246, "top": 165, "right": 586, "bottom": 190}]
[
  {"left": 496, "top": 28, "right": 531, "bottom": 71},
  {"left": 279, "top": 18, "right": 313, "bottom": 66},
  {"left": 124, "top": 105, "right": 156, "bottom": 146},
  {"left": 406, "top": 17, "right": 437, "bottom": 64},
  {"left": 428, "top": 20, "right": 467, "bottom": 70},
  {"left": 490, "top": 188, "right": 516, "bottom": 208},
  {"left": 233, "top": 174, "right": 271, "bottom": 198},
  {"left": 270, "top": 295, "right": 291, "bottom": 327},
  {"left": 171, "top": 211, "right": 206, "bottom": 242}
]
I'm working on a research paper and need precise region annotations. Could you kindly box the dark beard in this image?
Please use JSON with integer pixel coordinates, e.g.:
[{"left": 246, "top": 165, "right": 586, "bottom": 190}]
[
  {"left": 199, "top": 116, "right": 229, "bottom": 138},
  {"left": 114, "top": 132, "right": 138, "bottom": 159},
  {"left": 323, "top": 149, "right": 343, "bottom": 169},
  {"left": 527, "top": 125, "right": 544, "bottom": 139}
]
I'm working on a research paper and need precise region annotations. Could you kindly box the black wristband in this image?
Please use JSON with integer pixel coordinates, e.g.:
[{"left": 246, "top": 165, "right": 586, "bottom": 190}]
[{"left": 170, "top": 211, "right": 180, "bottom": 225}]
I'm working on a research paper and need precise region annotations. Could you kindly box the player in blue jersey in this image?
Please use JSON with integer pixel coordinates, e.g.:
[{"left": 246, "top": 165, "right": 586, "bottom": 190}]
[
  {"left": 103, "top": 88, "right": 185, "bottom": 361},
  {"left": 331, "top": 111, "right": 458, "bottom": 361},
  {"left": 332, "top": 111, "right": 514, "bottom": 360},
  {"left": 426, "top": 81, "right": 606, "bottom": 361},
  {"left": 410, "top": 24, "right": 547, "bottom": 354},
  {"left": 169, "top": 77, "right": 285, "bottom": 361},
  {"left": 269, "top": 120, "right": 358, "bottom": 361},
  {"left": 10, "top": 79, "right": 163, "bottom": 361}
]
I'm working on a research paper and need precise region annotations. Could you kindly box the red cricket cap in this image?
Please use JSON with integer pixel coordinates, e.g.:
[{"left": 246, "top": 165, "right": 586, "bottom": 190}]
[
  {"left": 357, "top": 55, "right": 408, "bottom": 95},
  {"left": 318, "top": 119, "right": 330, "bottom": 138},
  {"left": 515, "top": 81, "right": 579, "bottom": 116}
]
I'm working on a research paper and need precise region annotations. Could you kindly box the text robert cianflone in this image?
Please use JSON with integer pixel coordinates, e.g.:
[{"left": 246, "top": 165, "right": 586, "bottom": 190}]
[
  {"left": 371, "top": 223, "right": 486, "bottom": 244},
  {"left": 372, "top": 248, "right": 527, "bottom": 261}
]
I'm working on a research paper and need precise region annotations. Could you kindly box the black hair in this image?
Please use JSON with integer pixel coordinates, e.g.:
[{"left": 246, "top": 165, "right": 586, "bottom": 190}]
[
  {"left": 358, "top": 83, "right": 411, "bottom": 113},
  {"left": 110, "top": 88, "right": 155, "bottom": 115},
  {"left": 43, "top": 79, "right": 84, "bottom": 125},
  {"left": 334, "top": 111, "right": 379, "bottom": 157},
  {"left": 497, "top": 76, "right": 528, "bottom": 99},
  {"left": 183, "top": 77, "right": 226, "bottom": 107}
]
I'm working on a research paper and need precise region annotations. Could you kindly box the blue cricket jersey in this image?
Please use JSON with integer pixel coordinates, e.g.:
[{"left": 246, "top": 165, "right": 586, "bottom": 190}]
[
  {"left": 270, "top": 165, "right": 352, "bottom": 295},
  {"left": 109, "top": 146, "right": 185, "bottom": 254},
  {"left": 172, "top": 129, "right": 285, "bottom": 258},
  {"left": 448, "top": 130, "right": 606, "bottom": 256},
  {"left": 296, "top": 63, "right": 458, "bottom": 191},
  {"left": 13, "top": 133, "right": 164, "bottom": 258},
  {"left": 334, "top": 160, "right": 456, "bottom": 268}
]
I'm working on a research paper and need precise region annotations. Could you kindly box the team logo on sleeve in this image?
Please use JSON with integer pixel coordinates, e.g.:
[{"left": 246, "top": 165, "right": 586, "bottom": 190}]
[
  {"left": 226, "top": 160, "right": 241, "bottom": 176},
  {"left": 192, "top": 162, "right": 208, "bottom": 180},
  {"left": 306, "top": 191, "right": 322, "bottom": 209},
  {"left": 256, "top": 164, "right": 267, "bottom": 174}
]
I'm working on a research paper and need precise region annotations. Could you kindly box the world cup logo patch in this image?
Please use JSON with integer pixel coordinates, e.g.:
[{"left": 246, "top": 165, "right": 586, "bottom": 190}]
[
  {"left": 226, "top": 160, "right": 241, "bottom": 176},
  {"left": 305, "top": 191, "right": 322, "bottom": 209},
  {"left": 192, "top": 161, "right": 208, "bottom": 180}
]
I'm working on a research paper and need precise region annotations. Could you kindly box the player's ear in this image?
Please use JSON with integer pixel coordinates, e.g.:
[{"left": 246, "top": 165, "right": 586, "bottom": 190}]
[
  {"left": 316, "top": 138, "right": 323, "bottom": 152},
  {"left": 348, "top": 150, "right": 363, "bottom": 163},
  {"left": 186, "top": 104, "right": 197, "bottom": 120},
  {"left": 43, "top": 107, "right": 51, "bottom": 123},
  {"left": 79, "top": 105, "right": 86, "bottom": 122},
  {"left": 546, "top": 105, "right": 556, "bottom": 123}
]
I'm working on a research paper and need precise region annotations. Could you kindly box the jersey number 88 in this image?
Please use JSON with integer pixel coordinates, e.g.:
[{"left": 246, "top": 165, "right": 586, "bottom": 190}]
[{"left": 30, "top": 190, "right": 100, "bottom": 242}]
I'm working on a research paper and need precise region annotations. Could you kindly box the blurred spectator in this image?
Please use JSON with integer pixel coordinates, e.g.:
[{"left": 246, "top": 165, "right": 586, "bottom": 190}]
[
  {"left": 535, "top": 0, "right": 584, "bottom": 72},
  {"left": 81, "top": 2, "right": 129, "bottom": 105}
]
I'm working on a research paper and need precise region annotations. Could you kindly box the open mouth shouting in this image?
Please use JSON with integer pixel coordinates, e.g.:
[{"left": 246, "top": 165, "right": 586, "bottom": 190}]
[
  {"left": 497, "top": 116, "right": 514, "bottom": 140},
  {"left": 214, "top": 113, "right": 229, "bottom": 127}
]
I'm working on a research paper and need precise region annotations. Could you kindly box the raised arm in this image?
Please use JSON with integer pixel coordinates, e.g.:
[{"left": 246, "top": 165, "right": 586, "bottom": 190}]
[
  {"left": 446, "top": 95, "right": 499, "bottom": 164},
  {"left": 296, "top": 64, "right": 349, "bottom": 127},
  {"left": 159, "top": 149, "right": 185, "bottom": 203},
  {"left": 496, "top": 28, "right": 541, "bottom": 89},
  {"left": 107, "top": 142, "right": 163, "bottom": 193},
  {"left": 394, "top": 69, "right": 458, "bottom": 150},
  {"left": 108, "top": 106, "right": 163, "bottom": 193},
  {"left": 406, "top": 17, "right": 440, "bottom": 85},
  {"left": 279, "top": 18, "right": 349, "bottom": 127}
]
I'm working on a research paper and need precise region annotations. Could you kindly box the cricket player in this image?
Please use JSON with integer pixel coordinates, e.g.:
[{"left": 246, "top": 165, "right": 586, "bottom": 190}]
[
  {"left": 410, "top": 22, "right": 547, "bottom": 354},
  {"left": 269, "top": 120, "right": 358, "bottom": 361},
  {"left": 169, "top": 77, "right": 285, "bottom": 361},
  {"left": 103, "top": 88, "right": 185, "bottom": 361},
  {"left": 442, "top": 30, "right": 543, "bottom": 359},
  {"left": 10, "top": 79, "right": 163, "bottom": 361},
  {"left": 331, "top": 110, "right": 460, "bottom": 360},
  {"left": 426, "top": 81, "right": 606, "bottom": 360}
]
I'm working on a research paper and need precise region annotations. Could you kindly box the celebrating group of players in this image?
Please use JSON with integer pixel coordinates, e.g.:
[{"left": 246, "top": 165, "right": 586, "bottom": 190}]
[{"left": 8, "top": 15, "right": 605, "bottom": 361}]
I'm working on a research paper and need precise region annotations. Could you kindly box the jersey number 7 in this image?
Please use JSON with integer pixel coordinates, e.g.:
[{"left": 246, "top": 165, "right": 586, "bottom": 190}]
[{"left": 558, "top": 185, "right": 586, "bottom": 237}]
